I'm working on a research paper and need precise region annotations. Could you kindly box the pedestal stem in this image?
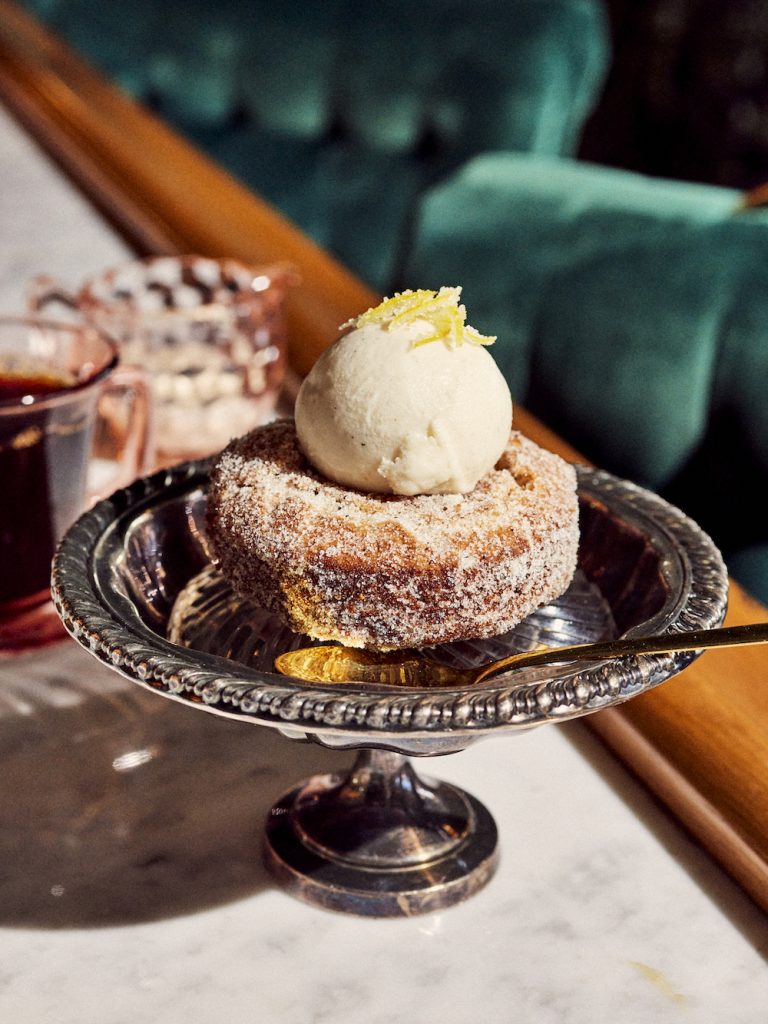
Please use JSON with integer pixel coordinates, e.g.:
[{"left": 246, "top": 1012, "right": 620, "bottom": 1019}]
[{"left": 264, "top": 747, "right": 499, "bottom": 916}]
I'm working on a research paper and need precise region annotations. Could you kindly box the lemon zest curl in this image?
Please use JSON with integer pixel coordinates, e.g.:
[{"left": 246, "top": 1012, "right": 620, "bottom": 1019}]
[{"left": 339, "top": 287, "right": 496, "bottom": 350}]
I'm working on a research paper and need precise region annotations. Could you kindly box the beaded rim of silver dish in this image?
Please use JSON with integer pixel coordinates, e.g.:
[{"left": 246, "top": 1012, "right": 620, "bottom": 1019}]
[{"left": 51, "top": 459, "right": 728, "bottom": 742}]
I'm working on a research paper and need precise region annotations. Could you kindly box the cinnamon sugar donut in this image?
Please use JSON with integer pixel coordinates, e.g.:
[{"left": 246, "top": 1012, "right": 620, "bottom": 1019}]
[{"left": 206, "top": 420, "right": 579, "bottom": 649}]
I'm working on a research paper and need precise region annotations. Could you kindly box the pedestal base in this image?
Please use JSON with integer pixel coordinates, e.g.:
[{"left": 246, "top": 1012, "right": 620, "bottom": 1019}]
[{"left": 264, "top": 749, "right": 499, "bottom": 917}]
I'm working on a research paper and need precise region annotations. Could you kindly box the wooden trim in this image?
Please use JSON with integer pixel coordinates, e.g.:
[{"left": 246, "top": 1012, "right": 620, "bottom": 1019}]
[{"left": 3, "top": 0, "right": 768, "bottom": 911}]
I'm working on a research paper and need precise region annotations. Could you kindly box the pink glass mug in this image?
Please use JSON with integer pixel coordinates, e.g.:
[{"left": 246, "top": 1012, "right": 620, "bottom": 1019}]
[
  {"left": 0, "top": 317, "right": 152, "bottom": 651},
  {"left": 28, "top": 255, "right": 295, "bottom": 467}
]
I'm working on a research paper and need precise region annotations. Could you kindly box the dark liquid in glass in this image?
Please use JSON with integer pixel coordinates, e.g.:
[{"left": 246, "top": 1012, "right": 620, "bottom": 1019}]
[{"left": 0, "top": 368, "right": 92, "bottom": 610}]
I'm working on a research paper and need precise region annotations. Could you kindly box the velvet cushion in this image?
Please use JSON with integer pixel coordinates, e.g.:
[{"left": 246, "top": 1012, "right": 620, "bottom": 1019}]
[
  {"left": 405, "top": 153, "right": 768, "bottom": 599},
  {"left": 24, "top": 0, "right": 609, "bottom": 290}
]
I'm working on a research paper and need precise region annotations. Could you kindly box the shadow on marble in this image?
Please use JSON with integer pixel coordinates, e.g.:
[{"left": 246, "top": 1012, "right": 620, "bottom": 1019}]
[
  {"left": 0, "top": 642, "right": 348, "bottom": 929},
  {"left": 562, "top": 719, "right": 768, "bottom": 962}
]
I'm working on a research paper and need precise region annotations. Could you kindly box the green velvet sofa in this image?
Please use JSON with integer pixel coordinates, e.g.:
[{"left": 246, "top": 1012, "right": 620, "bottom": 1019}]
[
  {"left": 21, "top": 0, "right": 768, "bottom": 602},
  {"left": 405, "top": 154, "right": 768, "bottom": 600},
  {"left": 24, "top": 0, "right": 608, "bottom": 291}
]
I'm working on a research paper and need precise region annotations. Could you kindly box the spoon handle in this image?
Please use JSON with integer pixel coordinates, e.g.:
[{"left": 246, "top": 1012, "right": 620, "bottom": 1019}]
[{"left": 474, "top": 621, "right": 768, "bottom": 684}]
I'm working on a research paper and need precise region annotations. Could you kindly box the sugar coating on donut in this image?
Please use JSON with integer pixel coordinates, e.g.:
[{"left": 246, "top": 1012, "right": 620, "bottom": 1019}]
[{"left": 206, "top": 420, "right": 579, "bottom": 649}]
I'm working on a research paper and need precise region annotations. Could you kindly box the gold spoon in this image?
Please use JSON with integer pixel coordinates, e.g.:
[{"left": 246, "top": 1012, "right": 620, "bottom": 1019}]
[{"left": 274, "top": 622, "right": 768, "bottom": 688}]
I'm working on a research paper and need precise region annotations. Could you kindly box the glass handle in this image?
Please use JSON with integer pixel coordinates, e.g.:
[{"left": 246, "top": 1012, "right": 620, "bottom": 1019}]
[{"left": 89, "top": 366, "right": 155, "bottom": 501}]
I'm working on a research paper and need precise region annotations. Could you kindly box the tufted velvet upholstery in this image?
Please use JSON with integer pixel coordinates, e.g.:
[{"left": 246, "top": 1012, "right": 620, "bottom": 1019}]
[
  {"left": 22, "top": 0, "right": 609, "bottom": 290},
  {"left": 405, "top": 153, "right": 768, "bottom": 598}
]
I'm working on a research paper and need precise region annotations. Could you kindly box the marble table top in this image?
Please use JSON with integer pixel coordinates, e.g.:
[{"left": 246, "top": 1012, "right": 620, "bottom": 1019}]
[{"left": 1, "top": 102, "right": 767, "bottom": 1024}]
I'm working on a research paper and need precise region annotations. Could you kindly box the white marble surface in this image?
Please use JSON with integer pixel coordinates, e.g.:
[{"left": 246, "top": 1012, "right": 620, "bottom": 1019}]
[
  {"left": 0, "top": 105, "right": 130, "bottom": 312},
  {"left": 1, "top": 102, "right": 768, "bottom": 1023}
]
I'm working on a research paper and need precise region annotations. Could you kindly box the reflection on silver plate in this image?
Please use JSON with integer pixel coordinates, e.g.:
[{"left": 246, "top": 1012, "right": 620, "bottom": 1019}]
[
  {"left": 51, "top": 459, "right": 729, "bottom": 916},
  {"left": 166, "top": 565, "right": 616, "bottom": 679}
]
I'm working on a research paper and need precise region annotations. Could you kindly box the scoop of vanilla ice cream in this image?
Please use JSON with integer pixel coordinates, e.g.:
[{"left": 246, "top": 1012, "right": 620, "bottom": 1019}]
[{"left": 295, "top": 317, "right": 512, "bottom": 495}]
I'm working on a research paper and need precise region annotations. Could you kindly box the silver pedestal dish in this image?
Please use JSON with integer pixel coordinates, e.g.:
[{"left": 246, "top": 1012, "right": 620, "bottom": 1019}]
[{"left": 51, "top": 460, "right": 728, "bottom": 916}]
